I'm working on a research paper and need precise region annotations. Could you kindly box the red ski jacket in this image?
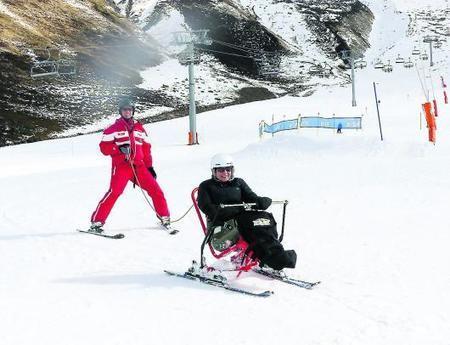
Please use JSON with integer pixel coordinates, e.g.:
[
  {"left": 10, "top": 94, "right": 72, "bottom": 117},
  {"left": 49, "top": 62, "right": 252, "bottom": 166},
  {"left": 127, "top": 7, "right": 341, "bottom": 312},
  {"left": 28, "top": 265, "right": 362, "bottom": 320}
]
[{"left": 99, "top": 118, "right": 153, "bottom": 167}]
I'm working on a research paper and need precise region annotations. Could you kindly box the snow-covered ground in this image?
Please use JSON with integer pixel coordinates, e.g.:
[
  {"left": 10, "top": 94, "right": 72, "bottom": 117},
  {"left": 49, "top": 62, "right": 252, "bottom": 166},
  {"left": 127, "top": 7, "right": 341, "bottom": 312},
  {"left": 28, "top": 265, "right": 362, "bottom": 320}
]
[{"left": 1, "top": 1, "right": 450, "bottom": 344}]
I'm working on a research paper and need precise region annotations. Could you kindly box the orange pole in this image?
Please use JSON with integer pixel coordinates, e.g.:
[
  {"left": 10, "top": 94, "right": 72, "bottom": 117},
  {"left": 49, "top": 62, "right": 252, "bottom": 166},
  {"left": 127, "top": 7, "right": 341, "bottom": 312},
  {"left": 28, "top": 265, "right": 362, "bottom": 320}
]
[
  {"left": 188, "top": 132, "right": 199, "bottom": 145},
  {"left": 422, "top": 102, "right": 436, "bottom": 143}
]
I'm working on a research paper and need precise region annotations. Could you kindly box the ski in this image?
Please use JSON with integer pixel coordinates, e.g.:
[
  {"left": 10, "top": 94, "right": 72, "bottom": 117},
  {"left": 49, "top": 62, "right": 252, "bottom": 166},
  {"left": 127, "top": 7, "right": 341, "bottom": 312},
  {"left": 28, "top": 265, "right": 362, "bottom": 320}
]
[
  {"left": 164, "top": 270, "right": 273, "bottom": 297},
  {"left": 160, "top": 224, "right": 179, "bottom": 235},
  {"left": 77, "top": 229, "right": 125, "bottom": 239},
  {"left": 253, "top": 267, "right": 320, "bottom": 289}
]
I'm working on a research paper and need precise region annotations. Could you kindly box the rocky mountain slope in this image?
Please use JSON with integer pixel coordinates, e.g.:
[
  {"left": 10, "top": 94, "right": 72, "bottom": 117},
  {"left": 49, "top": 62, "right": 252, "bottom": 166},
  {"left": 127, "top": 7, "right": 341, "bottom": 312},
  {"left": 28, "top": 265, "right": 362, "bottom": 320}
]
[
  {"left": 0, "top": 0, "right": 374, "bottom": 146},
  {"left": 0, "top": 0, "right": 165, "bottom": 145}
]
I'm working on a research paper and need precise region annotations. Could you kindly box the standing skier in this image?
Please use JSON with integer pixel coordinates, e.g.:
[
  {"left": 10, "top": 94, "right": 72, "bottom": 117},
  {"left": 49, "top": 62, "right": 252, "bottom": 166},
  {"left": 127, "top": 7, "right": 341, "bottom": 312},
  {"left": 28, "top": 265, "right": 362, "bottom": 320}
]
[
  {"left": 89, "top": 97, "right": 170, "bottom": 233},
  {"left": 197, "top": 153, "right": 297, "bottom": 271}
]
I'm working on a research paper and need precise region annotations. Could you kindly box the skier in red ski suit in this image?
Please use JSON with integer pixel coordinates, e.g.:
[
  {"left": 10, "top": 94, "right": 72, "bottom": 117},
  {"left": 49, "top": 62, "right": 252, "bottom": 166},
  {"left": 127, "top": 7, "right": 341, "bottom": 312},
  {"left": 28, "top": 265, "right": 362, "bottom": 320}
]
[{"left": 89, "top": 98, "right": 170, "bottom": 233}]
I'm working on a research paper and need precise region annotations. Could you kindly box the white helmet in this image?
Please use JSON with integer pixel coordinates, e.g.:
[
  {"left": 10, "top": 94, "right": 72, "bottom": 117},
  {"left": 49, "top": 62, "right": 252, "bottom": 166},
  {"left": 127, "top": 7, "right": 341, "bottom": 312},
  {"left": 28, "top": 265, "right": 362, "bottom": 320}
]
[
  {"left": 210, "top": 153, "right": 235, "bottom": 180},
  {"left": 210, "top": 153, "right": 234, "bottom": 169}
]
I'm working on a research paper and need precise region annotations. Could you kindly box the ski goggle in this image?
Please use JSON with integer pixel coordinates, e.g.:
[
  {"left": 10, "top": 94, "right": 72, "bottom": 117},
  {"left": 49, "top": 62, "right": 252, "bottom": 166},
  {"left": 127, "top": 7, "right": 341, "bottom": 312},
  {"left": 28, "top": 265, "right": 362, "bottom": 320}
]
[{"left": 215, "top": 167, "right": 233, "bottom": 173}]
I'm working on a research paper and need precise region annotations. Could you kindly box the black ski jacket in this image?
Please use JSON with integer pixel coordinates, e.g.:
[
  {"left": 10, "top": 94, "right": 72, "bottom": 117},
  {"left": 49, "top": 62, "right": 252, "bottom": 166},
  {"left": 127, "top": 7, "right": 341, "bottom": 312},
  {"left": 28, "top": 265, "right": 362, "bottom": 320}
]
[{"left": 198, "top": 177, "right": 271, "bottom": 226}]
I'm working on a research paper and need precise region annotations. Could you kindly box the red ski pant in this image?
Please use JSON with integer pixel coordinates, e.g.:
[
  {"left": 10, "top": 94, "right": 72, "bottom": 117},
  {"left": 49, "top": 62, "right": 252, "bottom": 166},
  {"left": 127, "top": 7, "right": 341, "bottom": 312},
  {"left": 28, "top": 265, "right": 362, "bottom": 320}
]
[{"left": 91, "top": 163, "right": 169, "bottom": 224}]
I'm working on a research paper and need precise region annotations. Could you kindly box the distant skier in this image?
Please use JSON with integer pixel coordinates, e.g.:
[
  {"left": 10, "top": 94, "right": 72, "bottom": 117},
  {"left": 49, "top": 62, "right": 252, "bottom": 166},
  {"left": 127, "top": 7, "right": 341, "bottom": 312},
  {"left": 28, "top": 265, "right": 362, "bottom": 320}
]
[
  {"left": 89, "top": 97, "right": 170, "bottom": 233},
  {"left": 337, "top": 122, "right": 343, "bottom": 134},
  {"left": 197, "top": 153, "right": 297, "bottom": 271}
]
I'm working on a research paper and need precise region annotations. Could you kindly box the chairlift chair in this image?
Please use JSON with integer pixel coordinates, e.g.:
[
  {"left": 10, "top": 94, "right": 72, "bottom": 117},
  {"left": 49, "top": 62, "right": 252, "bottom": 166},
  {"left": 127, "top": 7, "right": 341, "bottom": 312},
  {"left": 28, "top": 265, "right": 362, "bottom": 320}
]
[
  {"left": 412, "top": 47, "right": 421, "bottom": 55},
  {"left": 382, "top": 61, "right": 393, "bottom": 73},
  {"left": 403, "top": 58, "right": 414, "bottom": 68},
  {"left": 395, "top": 54, "right": 405, "bottom": 64},
  {"left": 30, "top": 47, "right": 59, "bottom": 78},
  {"left": 30, "top": 61, "right": 59, "bottom": 78},
  {"left": 57, "top": 59, "right": 76, "bottom": 76},
  {"left": 420, "top": 52, "right": 429, "bottom": 60},
  {"left": 374, "top": 60, "right": 384, "bottom": 69}
]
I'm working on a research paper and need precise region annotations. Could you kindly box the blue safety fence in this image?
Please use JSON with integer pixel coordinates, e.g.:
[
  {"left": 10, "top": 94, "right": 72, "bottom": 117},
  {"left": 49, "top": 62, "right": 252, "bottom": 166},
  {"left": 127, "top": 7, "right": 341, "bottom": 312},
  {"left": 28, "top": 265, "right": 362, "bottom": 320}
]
[
  {"left": 299, "top": 116, "right": 362, "bottom": 129},
  {"left": 260, "top": 119, "right": 299, "bottom": 134},
  {"left": 259, "top": 115, "right": 362, "bottom": 137}
]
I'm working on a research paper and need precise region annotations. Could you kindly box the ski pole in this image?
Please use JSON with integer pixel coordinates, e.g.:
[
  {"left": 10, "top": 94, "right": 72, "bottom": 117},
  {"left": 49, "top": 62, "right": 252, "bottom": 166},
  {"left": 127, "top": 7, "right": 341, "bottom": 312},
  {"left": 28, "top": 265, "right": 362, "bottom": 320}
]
[
  {"left": 279, "top": 200, "right": 288, "bottom": 243},
  {"left": 220, "top": 200, "right": 287, "bottom": 208},
  {"left": 220, "top": 200, "right": 288, "bottom": 207},
  {"left": 220, "top": 203, "right": 257, "bottom": 209}
]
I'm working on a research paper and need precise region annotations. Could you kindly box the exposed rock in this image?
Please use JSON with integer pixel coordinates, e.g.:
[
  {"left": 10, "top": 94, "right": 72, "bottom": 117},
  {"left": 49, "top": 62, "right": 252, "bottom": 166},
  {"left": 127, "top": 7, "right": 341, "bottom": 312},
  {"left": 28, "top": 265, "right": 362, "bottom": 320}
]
[
  {"left": 173, "top": 0, "right": 291, "bottom": 76},
  {"left": 0, "top": 0, "right": 164, "bottom": 146}
]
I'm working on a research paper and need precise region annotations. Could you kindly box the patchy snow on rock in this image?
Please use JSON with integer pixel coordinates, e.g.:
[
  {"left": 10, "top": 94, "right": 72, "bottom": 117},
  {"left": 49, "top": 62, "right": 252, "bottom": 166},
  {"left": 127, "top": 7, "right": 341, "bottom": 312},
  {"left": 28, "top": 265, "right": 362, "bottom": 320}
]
[{"left": 63, "top": 0, "right": 95, "bottom": 13}]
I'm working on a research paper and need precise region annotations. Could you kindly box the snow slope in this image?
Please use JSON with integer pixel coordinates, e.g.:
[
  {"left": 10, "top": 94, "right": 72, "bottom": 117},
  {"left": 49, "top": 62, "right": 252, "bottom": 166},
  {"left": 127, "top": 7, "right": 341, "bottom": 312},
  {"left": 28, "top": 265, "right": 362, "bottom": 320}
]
[{"left": 1, "top": 1, "right": 450, "bottom": 344}]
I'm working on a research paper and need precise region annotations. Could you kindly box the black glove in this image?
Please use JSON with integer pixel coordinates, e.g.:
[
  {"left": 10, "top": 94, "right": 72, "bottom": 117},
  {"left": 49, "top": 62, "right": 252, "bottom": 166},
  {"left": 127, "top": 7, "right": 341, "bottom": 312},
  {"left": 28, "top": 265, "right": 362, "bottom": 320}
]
[
  {"left": 256, "top": 196, "right": 272, "bottom": 210},
  {"left": 148, "top": 167, "right": 157, "bottom": 179},
  {"left": 119, "top": 144, "right": 131, "bottom": 155}
]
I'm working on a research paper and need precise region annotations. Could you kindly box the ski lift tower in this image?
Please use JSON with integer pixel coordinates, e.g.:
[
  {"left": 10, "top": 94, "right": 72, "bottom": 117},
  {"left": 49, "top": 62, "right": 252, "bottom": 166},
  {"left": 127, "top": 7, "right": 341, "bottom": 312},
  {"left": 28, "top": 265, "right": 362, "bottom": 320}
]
[
  {"left": 423, "top": 35, "right": 439, "bottom": 67},
  {"left": 172, "top": 30, "right": 212, "bottom": 145},
  {"left": 340, "top": 50, "right": 364, "bottom": 107}
]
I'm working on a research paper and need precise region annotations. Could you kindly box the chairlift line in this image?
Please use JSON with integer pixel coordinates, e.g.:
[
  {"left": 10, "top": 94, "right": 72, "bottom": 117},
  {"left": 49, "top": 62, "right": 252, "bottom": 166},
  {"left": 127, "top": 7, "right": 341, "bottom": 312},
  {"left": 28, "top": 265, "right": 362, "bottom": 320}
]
[
  {"left": 196, "top": 46, "right": 255, "bottom": 59},
  {"left": 211, "top": 39, "right": 261, "bottom": 54},
  {"left": 210, "top": 38, "right": 281, "bottom": 59}
]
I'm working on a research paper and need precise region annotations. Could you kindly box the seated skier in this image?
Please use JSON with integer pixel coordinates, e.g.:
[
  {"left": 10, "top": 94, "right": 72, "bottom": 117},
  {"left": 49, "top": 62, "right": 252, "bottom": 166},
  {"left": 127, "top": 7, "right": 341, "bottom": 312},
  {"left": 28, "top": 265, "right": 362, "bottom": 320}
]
[{"left": 197, "top": 153, "right": 297, "bottom": 271}]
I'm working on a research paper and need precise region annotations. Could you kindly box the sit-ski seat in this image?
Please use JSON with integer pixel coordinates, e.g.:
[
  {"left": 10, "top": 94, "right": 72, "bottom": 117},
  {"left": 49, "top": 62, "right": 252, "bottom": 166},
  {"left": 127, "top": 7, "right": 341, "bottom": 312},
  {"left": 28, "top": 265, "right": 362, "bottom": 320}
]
[{"left": 191, "top": 187, "right": 259, "bottom": 272}]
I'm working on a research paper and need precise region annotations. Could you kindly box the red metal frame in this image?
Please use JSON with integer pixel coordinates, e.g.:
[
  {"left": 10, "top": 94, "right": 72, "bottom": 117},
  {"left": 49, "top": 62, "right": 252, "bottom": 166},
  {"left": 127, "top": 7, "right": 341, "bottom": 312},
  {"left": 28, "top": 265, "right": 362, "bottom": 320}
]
[{"left": 191, "top": 187, "right": 259, "bottom": 272}]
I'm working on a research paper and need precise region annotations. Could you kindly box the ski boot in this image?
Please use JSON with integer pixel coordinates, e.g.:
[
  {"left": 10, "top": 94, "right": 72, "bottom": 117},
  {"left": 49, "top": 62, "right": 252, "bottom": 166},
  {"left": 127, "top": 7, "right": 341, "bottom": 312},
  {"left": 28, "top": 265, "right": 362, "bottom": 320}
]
[
  {"left": 88, "top": 222, "right": 104, "bottom": 234},
  {"left": 160, "top": 216, "right": 170, "bottom": 227}
]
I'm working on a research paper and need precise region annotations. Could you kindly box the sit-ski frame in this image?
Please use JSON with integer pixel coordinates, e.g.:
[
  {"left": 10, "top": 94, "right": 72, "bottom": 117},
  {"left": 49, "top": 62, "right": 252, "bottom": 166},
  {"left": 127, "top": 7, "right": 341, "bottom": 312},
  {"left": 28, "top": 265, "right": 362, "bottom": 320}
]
[{"left": 191, "top": 188, "right": 288, "bottom": 273}]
